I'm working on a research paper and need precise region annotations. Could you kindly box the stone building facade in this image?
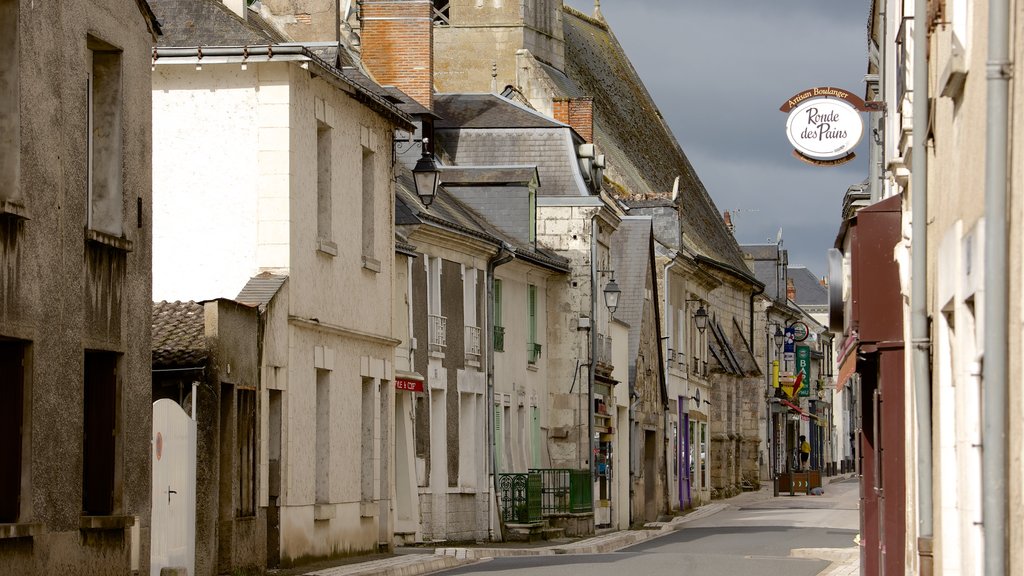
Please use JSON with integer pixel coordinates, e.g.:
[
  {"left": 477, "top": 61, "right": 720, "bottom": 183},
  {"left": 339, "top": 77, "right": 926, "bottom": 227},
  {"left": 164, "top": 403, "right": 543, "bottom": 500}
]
[{"left": 0, "top": 0, "right": 159, "bottom": 573}]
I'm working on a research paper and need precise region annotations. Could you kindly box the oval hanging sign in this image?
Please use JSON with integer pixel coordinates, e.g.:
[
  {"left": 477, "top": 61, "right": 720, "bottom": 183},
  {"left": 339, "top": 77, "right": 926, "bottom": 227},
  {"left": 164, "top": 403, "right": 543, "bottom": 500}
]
[{"left": 780, "top": 87, "right": 868, "bottom": 166}]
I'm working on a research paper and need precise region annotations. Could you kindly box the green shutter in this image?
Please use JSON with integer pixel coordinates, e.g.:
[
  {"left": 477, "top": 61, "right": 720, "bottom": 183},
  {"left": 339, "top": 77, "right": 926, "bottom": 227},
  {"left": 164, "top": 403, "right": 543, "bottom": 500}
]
[
  {"left": 494, "top": 279, "right": 503, "bottom": 327},
  {"left": 494, "top": 404, "right": 503, "bottom": 472},
  {"left": 527, "top": 285, "right": 537, "bottom": 363},
  {"left": 531, "top": 406, "right": 541, "bottom": 468}
]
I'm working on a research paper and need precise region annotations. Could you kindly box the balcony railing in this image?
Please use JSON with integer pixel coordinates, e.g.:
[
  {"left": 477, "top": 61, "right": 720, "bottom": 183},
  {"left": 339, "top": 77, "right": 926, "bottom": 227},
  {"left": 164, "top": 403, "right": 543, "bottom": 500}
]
[
  {"left": 428, "top": 314, "right": 447, "bottom": 352},
  {"left": 493, "top": 325, "right": 505, "bottom": 352},
  {"left": 465, "top": 325, "right": 481, "bottom": 361},
  {"left": 527, "top": 342, "right": 542, "bottom": 364},
  {"left": 497, "top": 472, "right": 542, "bottom": 523},
  {"left": 497, "top": 468, "right": 592, "bottom": 523}
]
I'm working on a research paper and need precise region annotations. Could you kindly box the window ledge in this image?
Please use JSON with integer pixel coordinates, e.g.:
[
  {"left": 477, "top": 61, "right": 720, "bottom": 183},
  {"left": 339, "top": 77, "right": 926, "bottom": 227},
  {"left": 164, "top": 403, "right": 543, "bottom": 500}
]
[
  {"left": 317, "top": 238, "right": 338, "bottom": 257},
  {"left": 86, "top": 229, "right": 133, "bottom": 252},
  {"left": 0, "top": 200, "right": 29, "bottom": 220},
  {"left": 0, "top": 522, "right": 43, "bottom": 539},
  {"left": 527, "top": 363, "right": 539, "bottom": 372},
  {"left": 313, "top": 504, "right": 336, "bottom": 521},
  {"left": 446, "top": 486, "right": 478, "bottom": 495},
  {"left": 80, "top": 515, "right": 135, "bottom": 530},
  {"left": 359, "top": 501, "right": 377, "bottom": 518},
  {"left": 362, "top": 255, "right": 381, "bottom": 273}
]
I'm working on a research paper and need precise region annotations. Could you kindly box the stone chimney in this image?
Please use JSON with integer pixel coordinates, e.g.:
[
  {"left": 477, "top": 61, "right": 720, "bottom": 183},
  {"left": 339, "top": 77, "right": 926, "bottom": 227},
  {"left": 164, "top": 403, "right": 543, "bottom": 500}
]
[
  {"left": 223, "top": 0, "right": 247, "bottom": 20},
  {"left": 786, "top": 277, "right": 796, "bottom": 302},
  {"left": 553, "top": 97, "right": 593, "bottom": 142},
  {"left": 260, "top": 0, "right": 336, "bottom": 41},
  {"left": 723, "top": 210, "right": 734, "bottom": 234},
  {"left": 360, "top": 0, "right": 434, "bottom": 110}
]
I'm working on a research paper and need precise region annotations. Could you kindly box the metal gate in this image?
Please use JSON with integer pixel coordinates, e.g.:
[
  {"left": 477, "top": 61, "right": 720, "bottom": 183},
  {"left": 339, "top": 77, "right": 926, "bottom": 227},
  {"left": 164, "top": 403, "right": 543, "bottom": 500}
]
[{"left": 151, "top": 397, "right": 196, "bottom": 576}]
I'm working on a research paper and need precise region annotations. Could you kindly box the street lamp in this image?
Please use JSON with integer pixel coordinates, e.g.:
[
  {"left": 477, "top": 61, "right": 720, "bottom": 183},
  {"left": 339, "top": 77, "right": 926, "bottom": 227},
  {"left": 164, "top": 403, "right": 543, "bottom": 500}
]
[
  {"left": 773, "top": 325, "right": 785, "bottom": 352},
  {"left": 603, "top": 276, "right": 621, "bottom": 315},
  {"left": 412, "top": 138, "right": 440, "bottom": 208},
  {"left": 693, "top": 305, "right": 708, "bottom": 334}
]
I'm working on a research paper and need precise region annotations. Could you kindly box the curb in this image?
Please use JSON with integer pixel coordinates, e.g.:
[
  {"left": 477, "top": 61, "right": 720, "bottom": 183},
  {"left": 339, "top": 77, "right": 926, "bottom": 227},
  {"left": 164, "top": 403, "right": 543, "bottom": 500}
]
[{"left": 306, "top": 554, "right": 468, "bottom": 576}]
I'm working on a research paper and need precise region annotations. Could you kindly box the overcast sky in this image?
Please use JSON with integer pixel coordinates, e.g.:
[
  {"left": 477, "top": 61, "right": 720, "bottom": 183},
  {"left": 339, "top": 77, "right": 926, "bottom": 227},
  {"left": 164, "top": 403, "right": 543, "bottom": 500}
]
[{"left": 563, "top": 0, "right": 870, "bottom": 275}]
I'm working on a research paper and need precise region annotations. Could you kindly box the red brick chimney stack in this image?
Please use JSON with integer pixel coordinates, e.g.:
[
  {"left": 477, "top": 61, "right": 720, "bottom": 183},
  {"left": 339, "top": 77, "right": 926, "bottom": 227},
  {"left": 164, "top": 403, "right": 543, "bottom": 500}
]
[
  {"left": 360, "top": 0, "right": 434, "bottom": 110},
  {"left": 723, "top": 210, "right": 734, "bottom": 234},
  {"left": 553, "top": 97, "right": 594, "bottom": 143},
  {"left": 787, "top": 278, "right": 796, "bottom": 302}
]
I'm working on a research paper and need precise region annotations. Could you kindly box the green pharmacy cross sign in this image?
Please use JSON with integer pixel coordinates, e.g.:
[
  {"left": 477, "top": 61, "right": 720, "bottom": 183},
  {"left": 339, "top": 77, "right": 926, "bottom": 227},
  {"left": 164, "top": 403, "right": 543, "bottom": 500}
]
[{"left": 796, "top": 345, "right": 811, "bottom": 397}]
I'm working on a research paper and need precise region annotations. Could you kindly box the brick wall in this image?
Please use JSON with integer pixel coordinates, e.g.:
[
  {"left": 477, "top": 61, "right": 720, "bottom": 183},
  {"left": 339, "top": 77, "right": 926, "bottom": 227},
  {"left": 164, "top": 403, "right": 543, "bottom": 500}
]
[
  {"left": 360, "top": 0, "right": 433, "bottom": 110},
  {"left": 553, "top": 97, "right": 593, "bottom": 143}
]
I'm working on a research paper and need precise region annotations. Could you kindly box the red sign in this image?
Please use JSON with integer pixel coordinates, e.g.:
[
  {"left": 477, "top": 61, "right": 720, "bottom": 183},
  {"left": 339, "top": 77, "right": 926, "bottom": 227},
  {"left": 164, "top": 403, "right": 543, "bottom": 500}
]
[{"left": 395, "top": 378, "right": 423, "bottom": 392}]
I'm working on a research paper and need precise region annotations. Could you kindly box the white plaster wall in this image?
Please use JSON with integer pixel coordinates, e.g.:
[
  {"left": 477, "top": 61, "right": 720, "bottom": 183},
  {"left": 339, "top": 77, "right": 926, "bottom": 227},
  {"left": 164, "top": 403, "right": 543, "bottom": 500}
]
[{"left": 152, "top": 63, "right": 271, "bottom": 301}]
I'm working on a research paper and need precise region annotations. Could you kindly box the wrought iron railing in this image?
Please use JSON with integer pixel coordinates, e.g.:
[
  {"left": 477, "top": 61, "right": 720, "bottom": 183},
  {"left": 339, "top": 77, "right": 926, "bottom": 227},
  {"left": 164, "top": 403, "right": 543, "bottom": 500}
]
[
  {"left": 528, "top": 342, "right": 542, "bottom": 364},
  {"left": 497, "top": 469, "right": 592, "bottom": 524},
  {"left": 493, "top": 325, "right": 505, "bottom": 352},
  {"left": 428, "top": 314, "right": 447, "bottom": 351},
  {"left": 465, "top": 325, "right": 481, "bottom": 361},
  {"left": 497, "top": 472, "right": 541, "bottom": 523}
]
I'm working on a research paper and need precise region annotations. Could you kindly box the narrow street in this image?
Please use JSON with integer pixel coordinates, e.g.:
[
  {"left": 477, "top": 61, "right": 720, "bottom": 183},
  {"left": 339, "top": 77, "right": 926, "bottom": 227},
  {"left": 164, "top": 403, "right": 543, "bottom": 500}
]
[{"left": 437, "top": 478, "right": 859, "bottom": 576}]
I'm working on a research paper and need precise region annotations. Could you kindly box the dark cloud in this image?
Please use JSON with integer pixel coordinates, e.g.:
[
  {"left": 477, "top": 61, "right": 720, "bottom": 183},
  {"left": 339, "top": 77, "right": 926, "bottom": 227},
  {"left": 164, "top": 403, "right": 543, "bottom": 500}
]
[{"left": 564, "top": 0, "right": 871, "bottom": 272}]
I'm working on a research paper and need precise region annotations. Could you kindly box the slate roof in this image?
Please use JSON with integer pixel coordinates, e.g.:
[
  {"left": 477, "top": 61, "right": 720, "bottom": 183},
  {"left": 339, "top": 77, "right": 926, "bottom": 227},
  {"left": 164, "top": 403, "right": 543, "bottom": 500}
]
[
  {"left": 537, "top": 7, "right": 749, "bottom": 272},
  {"left": 150, "top": 0, "right": 285, "bottom": 46},
  {"left": 741, "top": 243, "right": 786, "bottom": 302},
  {"left": 788, "top": 267, "right": 828, "bottom": 307},
  {"left": 152, "top": 301, "right": 207, "bottom": 368},
  {"left": 433, "top": 94, "right": 586, "bottom": 198},
  {"left": 609, "top": 217, "right": 655, "bottom": 386},
  {"left": 236, "top": 272, "right": 287, "bottom": 309},
  {"left": 395, "top": 167, "right": 569, "bottom": 272},
  {"left": 434, "top": 93, "right": 566, "bottom": 129}
]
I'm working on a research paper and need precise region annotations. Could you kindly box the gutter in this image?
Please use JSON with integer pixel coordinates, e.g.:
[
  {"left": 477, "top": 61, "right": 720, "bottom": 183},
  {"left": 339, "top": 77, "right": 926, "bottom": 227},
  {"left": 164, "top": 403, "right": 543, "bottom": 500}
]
[
  {"left": 486, "top": 243, "right": 516, "bottom": 541},
  {"left": 589, "top": 213, "right": 598, "bottom": 493},
  {"left": 983, "top": 0, "right": 1011, "bottom": 571},
  {"left": 152, "top": 44, "right": 414, "bottom": 130}
]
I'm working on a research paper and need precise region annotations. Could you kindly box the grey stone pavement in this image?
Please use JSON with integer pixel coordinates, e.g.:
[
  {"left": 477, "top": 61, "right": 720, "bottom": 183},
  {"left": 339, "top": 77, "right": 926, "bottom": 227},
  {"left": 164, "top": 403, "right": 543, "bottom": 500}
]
[{"left": 294, "top": 476, "right": 860, "bottom": 576}]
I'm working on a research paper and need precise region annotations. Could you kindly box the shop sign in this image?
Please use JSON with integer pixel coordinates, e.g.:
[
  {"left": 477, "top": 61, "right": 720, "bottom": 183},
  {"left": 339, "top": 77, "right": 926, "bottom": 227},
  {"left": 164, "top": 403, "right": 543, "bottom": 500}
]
[
  {"left": 790, "top": 321, "right": 810, "bottom": 342},
  {"left": 395, "top": 377, "right": 423, "bottom": 392},
  {"left": 796, "top": 345, "right": 811, "bottom": 397},
  {"left": 780, "top": 87, "right": 867, "bottom": 166}
]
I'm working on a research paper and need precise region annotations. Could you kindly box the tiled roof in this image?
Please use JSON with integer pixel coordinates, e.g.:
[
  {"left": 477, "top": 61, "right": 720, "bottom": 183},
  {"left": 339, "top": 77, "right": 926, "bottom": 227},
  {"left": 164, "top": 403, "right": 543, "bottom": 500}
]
[
  {"left": 395, "top": 166, "right": 569, "bottom": 272},
  {"left": 434, "top": 95, "right": 586, "bottom": 198},
  {"left": 150, "top": 0, "right": 283, "bottom": 46},
  {"left": 434, "top": 93, "right": 565, "bottom": 129},
  {"left": 235, "top": 272, "right": 287, "bottom": 309},
  {"left": 152, "top": 301, "right": 206, "bottom": 368},
  {"left": 609, "top": 218, "right": 654, "bottom": 385},
  {"left": 547, "top": 8, "right": 749, "bottom": 272},
  {"left": 788, "top": 267, "right": 828, "bottom": 306}
]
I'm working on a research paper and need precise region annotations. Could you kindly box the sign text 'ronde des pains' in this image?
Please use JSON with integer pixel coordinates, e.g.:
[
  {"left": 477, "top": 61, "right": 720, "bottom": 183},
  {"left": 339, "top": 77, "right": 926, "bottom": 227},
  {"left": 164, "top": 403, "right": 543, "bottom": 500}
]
[{"left": 780, "top": 87, "right": 870, "bottom": 167}]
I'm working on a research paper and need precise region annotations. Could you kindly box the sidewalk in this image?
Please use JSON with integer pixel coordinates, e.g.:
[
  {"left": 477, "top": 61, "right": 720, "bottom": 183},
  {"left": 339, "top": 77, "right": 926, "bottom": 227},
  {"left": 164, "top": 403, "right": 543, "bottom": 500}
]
[{"left": 292, "top": 477, "right": 860, "bottom": 576}]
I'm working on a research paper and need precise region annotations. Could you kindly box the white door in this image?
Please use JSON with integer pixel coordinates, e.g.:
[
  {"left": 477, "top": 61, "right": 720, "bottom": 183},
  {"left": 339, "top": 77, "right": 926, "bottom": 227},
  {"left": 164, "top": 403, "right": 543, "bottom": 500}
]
[{"left": 151, "top": 398, "right": 196, "bottom": 576}]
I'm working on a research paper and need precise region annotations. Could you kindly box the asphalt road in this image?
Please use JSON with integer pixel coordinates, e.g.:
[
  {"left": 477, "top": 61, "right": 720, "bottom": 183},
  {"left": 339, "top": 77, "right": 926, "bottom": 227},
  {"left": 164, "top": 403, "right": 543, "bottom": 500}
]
[{"left": 440, "top": 477, "right": 860, "bottom": 576}]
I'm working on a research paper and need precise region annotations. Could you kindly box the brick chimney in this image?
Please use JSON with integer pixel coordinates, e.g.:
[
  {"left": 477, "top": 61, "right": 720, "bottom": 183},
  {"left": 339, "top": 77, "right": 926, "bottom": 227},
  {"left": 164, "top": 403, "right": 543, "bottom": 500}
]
[
  {"left": 360, "top": 0, "right": 434, "bottom": 110},
  {"left": 723, "top": 210, "right": 734, "bottom": 234},
  {"left": 786, "top": 277, "right": 796, "bottom": 301},
  {"left": 553, "top": 97, "right": 593, "bottom": 143}
]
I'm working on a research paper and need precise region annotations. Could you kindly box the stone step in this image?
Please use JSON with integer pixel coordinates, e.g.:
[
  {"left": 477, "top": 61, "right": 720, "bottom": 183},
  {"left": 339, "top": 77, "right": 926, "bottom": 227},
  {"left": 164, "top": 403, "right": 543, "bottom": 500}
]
[{"left": 541, "top": 527, "right": 566, "bottom": 541}]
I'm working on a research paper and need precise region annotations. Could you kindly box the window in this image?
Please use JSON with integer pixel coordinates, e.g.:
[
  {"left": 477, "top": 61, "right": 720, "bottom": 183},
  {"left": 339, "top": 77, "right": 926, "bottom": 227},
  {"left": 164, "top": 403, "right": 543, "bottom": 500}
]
[
  {"left": 236, "top": 389, "right": 256, "bottom": 517},
  {"left": 316, "top": 121, "right": 333, "bottom": 244},
  {"left": 360, "top": 377, "right": 376, "bottom": 503},
  {"left": 0, "top": 0, "right": 19, "bottom": 203},
  {"left": 0, "top": 340, "right": 27, "bottom": 522},
  {"left": 316, "top": 369, "right": 330, "bottom": 504},
  {"left": 527, "top": 284, "right": 539, "bottom": 364},
  {"left": 464, "top": 267, "right": 480, "bottom": 362},
  {"left": 87, "top": 39, "right": 123, "bottom": 236},
  {"left": 83, "top": 350, "right": 119, "bottom": 515},
  {"left": 361, "top": 146, "right": 376, "bottom": 265},
  {"left": 432, "top": 0, "right": 450, "bottom": 25},
  {"left": 493, "top": 403, "right": 503, "bottom": 472},
  {"left": 493, "top": 279, "right": 504, "bottom": 352}
]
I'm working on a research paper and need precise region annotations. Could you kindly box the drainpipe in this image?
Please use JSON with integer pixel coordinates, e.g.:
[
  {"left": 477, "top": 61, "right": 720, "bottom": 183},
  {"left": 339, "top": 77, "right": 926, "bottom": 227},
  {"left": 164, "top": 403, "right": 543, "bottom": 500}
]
[
  {"left": 590, "top": 214, "right": 599, "bottom": 489},
  {"left": 983, "top": 0, "right": 1011, "bottom": 571},
  {"left": 911, "top": 0, "right": 933, "bottom": 566},
  {"left": 487, "top": 243, "right": 515, "bottom": 541},
  {"left": 663, "top": 253, "right": 679, "bottom": 507}
]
